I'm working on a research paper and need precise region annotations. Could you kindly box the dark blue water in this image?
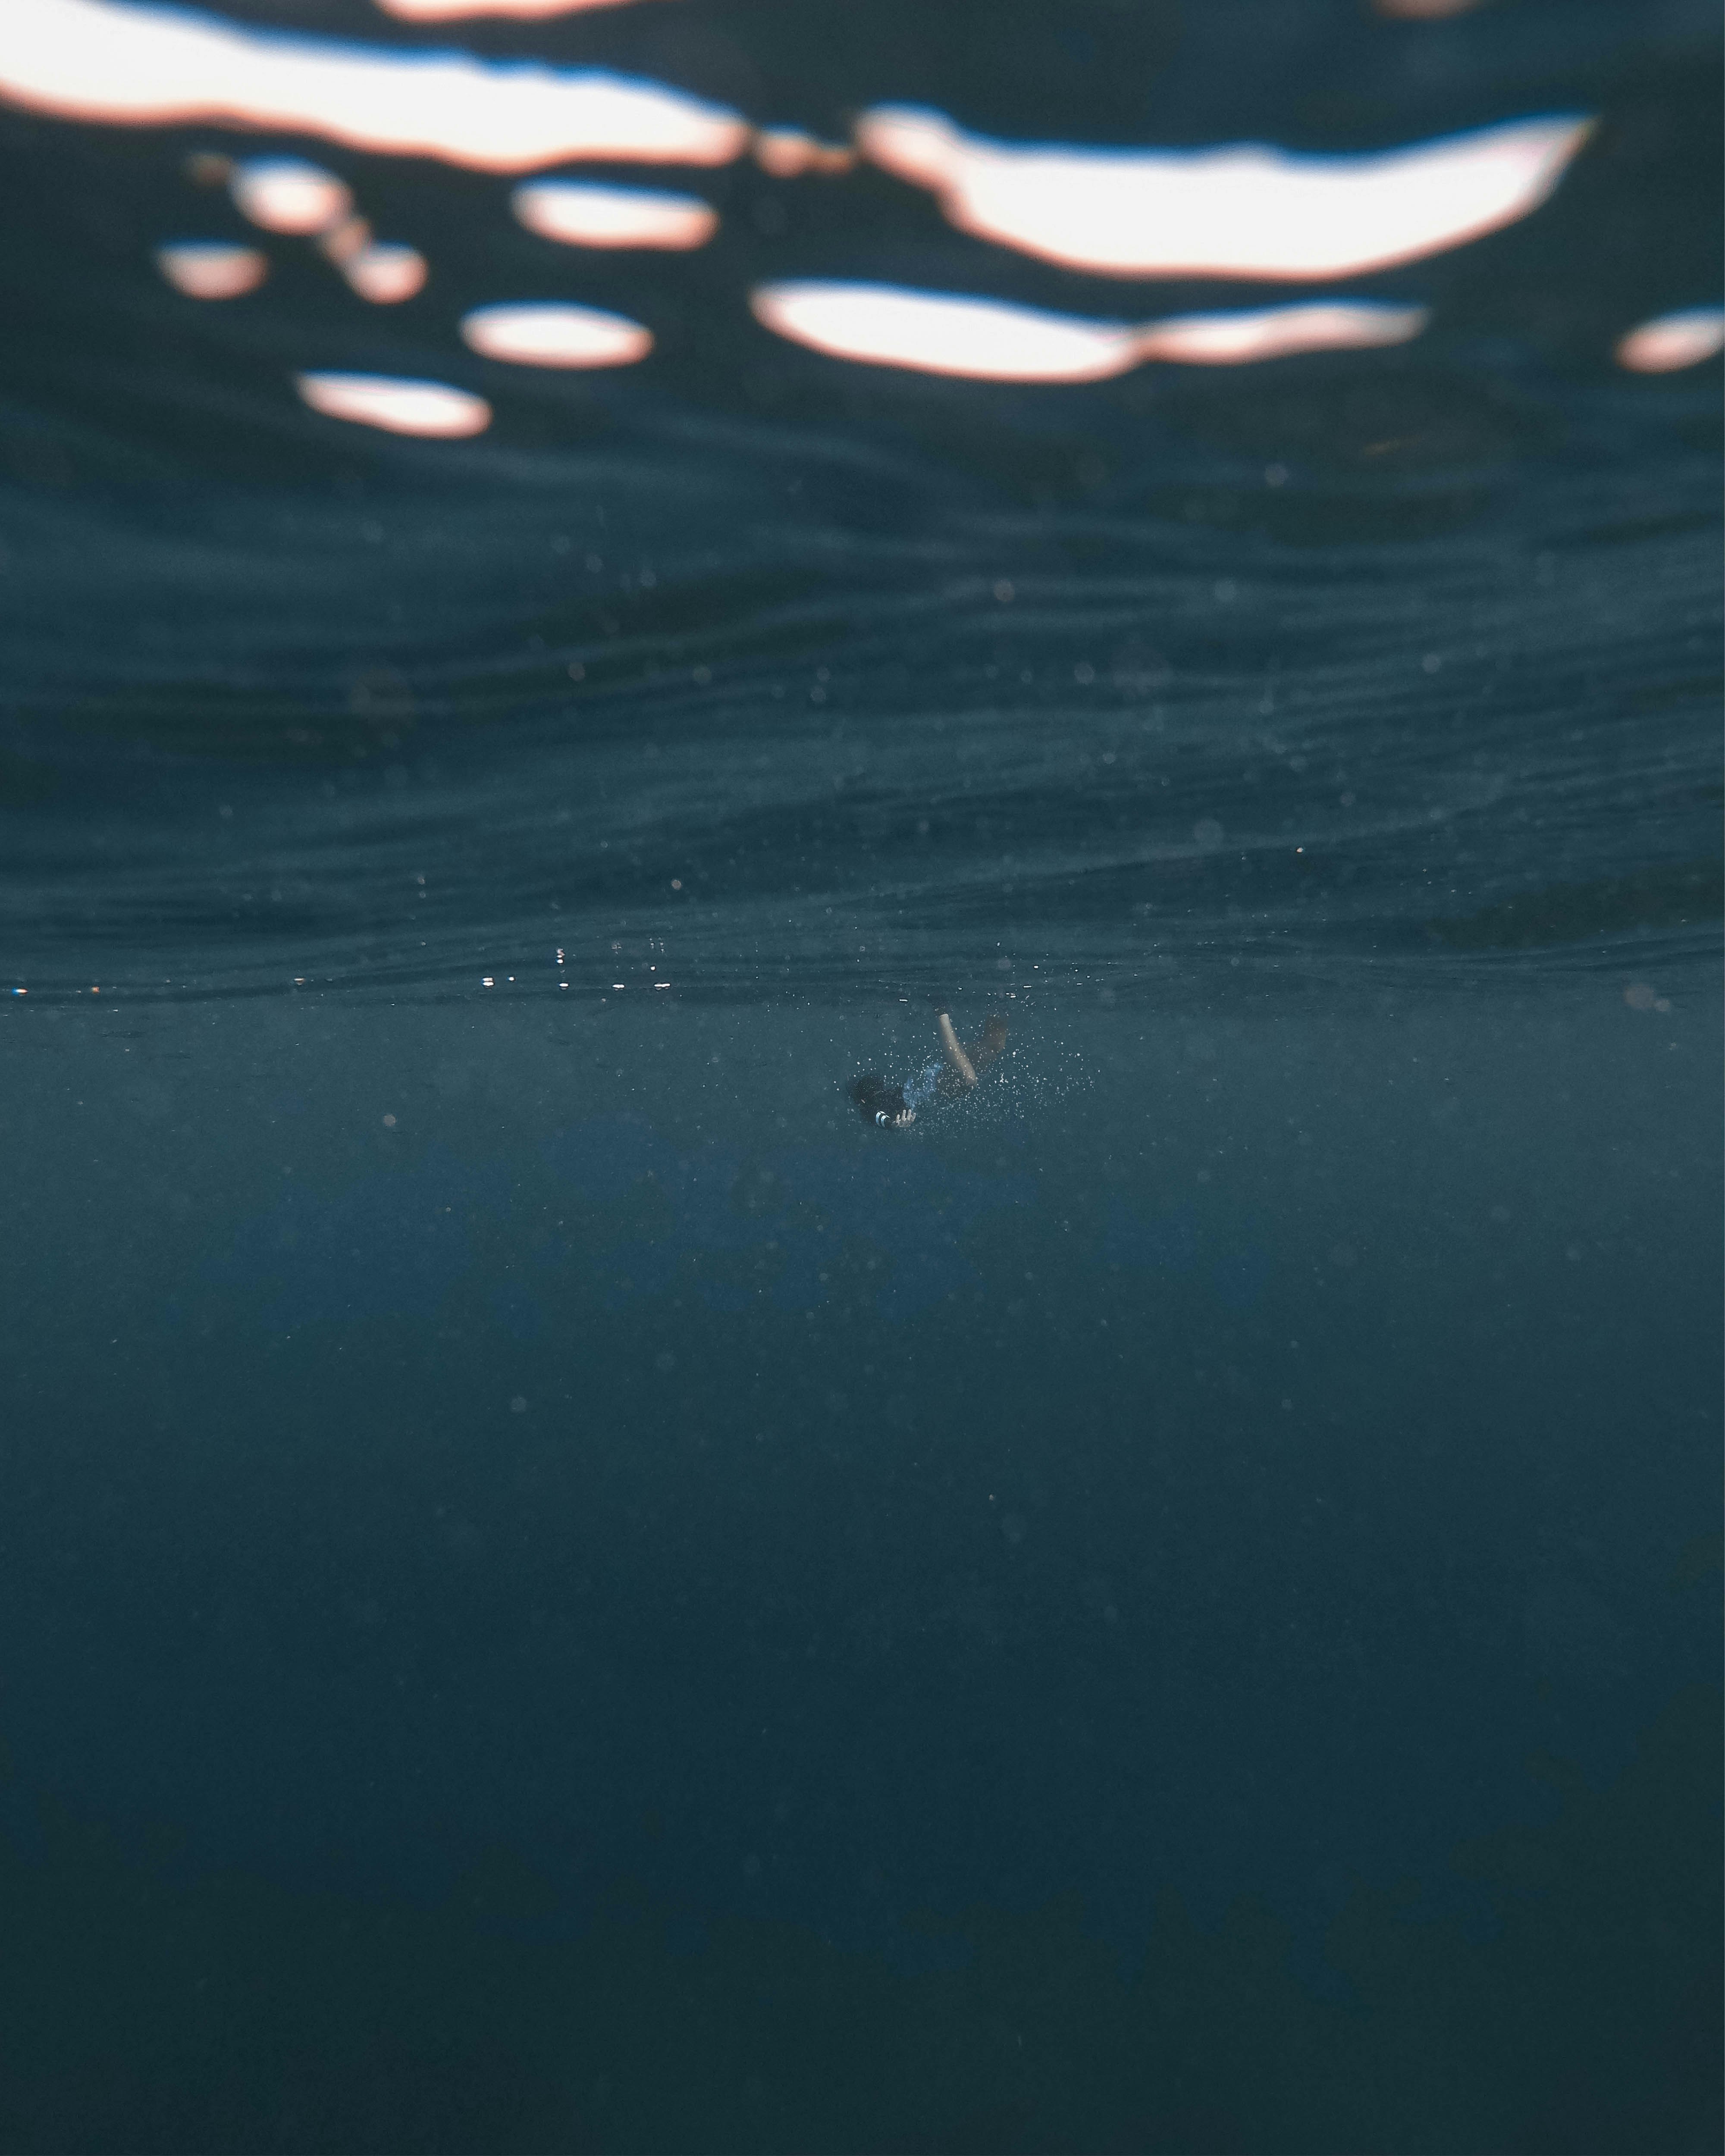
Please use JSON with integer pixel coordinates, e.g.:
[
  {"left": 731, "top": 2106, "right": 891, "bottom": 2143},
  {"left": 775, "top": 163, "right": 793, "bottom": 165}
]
[{"left": 0, "top": 2, "right": 1719, "bottom": 2150}]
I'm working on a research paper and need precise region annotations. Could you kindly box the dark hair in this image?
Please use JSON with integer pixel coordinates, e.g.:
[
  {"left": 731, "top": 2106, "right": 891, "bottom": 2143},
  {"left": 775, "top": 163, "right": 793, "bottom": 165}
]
[{"left": 849, "top": 1074, "right": 894, "bottom": 1123}]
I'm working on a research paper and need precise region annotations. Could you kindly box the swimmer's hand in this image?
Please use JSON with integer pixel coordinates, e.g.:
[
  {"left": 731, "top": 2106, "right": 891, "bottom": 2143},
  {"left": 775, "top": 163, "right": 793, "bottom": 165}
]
[{"left": 875, "top": 1107, "right": 916, "bottom": 1128}]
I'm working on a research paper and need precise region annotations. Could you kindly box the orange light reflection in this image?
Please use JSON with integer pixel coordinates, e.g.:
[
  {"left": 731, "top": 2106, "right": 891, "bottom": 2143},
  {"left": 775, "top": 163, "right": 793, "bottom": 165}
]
[
  {"left": 339, "top": 241, "right": 429, "bottom": 303},
  {"left": 1615, "top": 308, "right": 1725, "bottom": 373},
  {"left": 155, "top": 241, "right": 268, "bottom": 298},
  {"left": 1140, "top": 301, "right": 1428, "bottom": 365},
  {"left": 753, "top": 128, "right": 856, "bottom": 179}
]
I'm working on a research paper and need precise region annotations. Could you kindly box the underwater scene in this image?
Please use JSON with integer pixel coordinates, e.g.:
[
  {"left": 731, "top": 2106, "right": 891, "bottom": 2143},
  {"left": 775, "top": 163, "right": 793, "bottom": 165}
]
[{"left": 0, "top": 0, "right": 1719, "bottom": 2148}]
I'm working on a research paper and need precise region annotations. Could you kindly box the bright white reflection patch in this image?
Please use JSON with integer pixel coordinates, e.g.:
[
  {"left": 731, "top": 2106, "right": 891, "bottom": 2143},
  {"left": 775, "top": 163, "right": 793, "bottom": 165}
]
[
  {"left": 1615, "top": 307, "right": 1725, "bottom": 373},
  {"left": 339, "top": 241, "right": 429, "bottom": 304},
  {"left": 459, "top": 301, "right": 652, "bottom": 367},
  {"left": 296, "top": 372, "right": 492, "bottom": 435},
  {"left": 230, "top": 157, "right": 351, "bottom": 235},
  {"left": 0, "top": 0, "right": 750, "bottom": 172},
  {"left": 855, "top": 106, "right": 1592, "bottom": 280},
  {"left": 751, "top": 283, "right": 1428, "bottom": 382},
  {"left": 1138, "top": 301, "right": 1428, "bottom": 365},
  {"left": 752, "top": 284, "right": 1140, "bottom": 382},
  {"left": 317, "top": 217, "right": 429, "bottom": 302},
  {"left": 379, "top": 0, "right": 650, "bottom": 15},
  {"left": 511, "top": 180, "right": 716, "bottom": 250},
  {"left": 155, "top": 241, "right": 268, "bottom": 298}
]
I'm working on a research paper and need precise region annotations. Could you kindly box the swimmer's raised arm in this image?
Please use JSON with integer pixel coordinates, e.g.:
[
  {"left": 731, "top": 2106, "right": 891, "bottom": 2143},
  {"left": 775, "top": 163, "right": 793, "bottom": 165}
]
[
  {"left": 936, "top": 1009, "right": 977, "bottom": 1089},
  {"left": 853, "top": 1008, "right": 1006, "bottom": 1129}
]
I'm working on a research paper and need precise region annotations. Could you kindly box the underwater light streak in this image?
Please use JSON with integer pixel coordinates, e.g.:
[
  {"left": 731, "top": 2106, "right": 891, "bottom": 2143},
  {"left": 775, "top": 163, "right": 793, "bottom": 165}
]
[
  {"left": 511, "top": 180, "right": 716, "bottom": 250},
  {"left": 296, "top": 372, "right": 492, "bottom": 434},
  {"left": 0, "top": 0, "right": 750, "bottom": 171},
  {"left": 751, "top": 284, "right": 1428, "bottom": 382},
  {"left": 459, "top": 301, "right": 653, "bottom": 366},
  {"left": 854, "top": 106, "right": 1593, "bottom": 280}
]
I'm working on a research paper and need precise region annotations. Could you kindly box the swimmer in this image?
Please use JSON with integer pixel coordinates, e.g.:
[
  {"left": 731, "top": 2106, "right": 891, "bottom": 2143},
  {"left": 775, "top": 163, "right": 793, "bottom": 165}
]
[{"left": 850, "top": 1006, "right": 1008, "bottom": 1128}]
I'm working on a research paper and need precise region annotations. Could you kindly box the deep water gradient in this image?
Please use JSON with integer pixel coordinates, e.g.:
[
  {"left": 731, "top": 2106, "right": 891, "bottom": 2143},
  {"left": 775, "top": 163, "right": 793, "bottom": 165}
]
[
  {"left": 0, "top": 985, "right": 1719, "bottom": 2151},
  {"left": 0, "top": 0, "right": 1720, "bottom": 2149}
]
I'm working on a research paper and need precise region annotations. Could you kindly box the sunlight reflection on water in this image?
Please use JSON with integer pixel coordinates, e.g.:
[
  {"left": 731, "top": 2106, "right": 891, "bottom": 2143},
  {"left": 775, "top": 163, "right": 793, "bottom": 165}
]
[
  {"left": 2, "top": 0, "right": 749, "bottom": 168},
  {"left": 1615, "top": 308, "right": 1725, "bottom": 374},
  {"left": 155, "top": 241, "right": 268, "bottom": 299},
  {"left": 7, "top": 0, "right": 1702, "bottom": 413},
  {"left": 511, "top": 179, "right": 718, "bottom": 251},
  {"left": 459, "top": 301, "right": 654, "bottom": 368},
  {"left": 853, "top": 106, "right": 1593, "bottom": 281},
  {"left": 751, "top": 285, "right": 1430, "bottom": 382},
  {"left": 295, "top": 371, "right": 493, "bottom": 436}
]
